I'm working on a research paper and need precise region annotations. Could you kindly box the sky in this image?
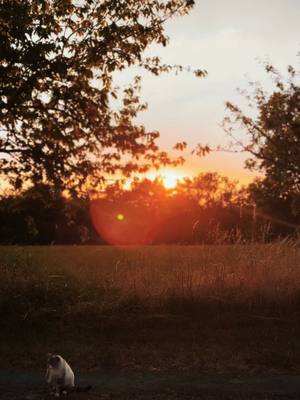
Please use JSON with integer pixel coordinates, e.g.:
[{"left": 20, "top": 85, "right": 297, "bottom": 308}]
[{"left": 115, "top": 0, "right": 300, "bottom": 185}]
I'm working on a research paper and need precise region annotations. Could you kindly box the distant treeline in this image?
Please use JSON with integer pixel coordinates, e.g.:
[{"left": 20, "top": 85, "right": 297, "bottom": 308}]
[{"left": 0, "top": 173, "right": 299, "bottom": 245}]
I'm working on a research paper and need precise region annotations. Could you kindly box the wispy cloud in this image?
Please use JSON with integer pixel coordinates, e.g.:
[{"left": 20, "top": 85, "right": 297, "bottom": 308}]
[{"left": 114, "top": 0, "right": 300, "bottom": 182}]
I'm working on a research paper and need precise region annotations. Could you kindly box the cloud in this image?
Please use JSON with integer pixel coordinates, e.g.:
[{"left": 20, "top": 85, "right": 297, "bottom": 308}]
[{"left": 112, "top": 0, "right": 300, "bottom": 181}]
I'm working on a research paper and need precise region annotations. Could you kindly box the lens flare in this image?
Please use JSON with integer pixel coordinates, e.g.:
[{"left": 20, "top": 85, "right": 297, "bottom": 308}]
[
  {"left": 90, "top": 200, "right": 159, "bottom": 246},
  {"left": 116, "top": 213, "right": 125, "bottom": 221}
]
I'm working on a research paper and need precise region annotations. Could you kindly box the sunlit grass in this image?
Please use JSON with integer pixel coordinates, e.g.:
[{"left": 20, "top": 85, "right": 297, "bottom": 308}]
[
  {"left": 1, "top": 242, "right": 300, "bottom": 372},
  {"left": 1, "top": 242, "right": 300, "bottom": 317}
]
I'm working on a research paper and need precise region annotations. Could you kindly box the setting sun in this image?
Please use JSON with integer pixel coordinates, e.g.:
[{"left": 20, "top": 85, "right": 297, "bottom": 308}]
[
  {"left": 162, "top": 172, "right": 184, "bottom": 189},
  {"left": 147, "top": 170, "right": 187, "bottom": 189}
]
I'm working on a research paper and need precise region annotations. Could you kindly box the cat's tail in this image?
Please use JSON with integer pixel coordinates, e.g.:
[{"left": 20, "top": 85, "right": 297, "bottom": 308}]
[{"left": 75, "top": 385, "right": 92, "bottom": 393}]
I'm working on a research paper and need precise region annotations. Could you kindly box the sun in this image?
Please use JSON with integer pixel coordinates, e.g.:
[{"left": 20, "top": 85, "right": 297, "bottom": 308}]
[
  {"left": 162, "top": 172, "right": 182, "bottom": 189},
  {"left": 147, "top": 170, "right": 186, "bottom": 189}
]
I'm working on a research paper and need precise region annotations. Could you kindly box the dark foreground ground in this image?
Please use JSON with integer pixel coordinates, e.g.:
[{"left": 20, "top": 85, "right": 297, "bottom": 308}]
[{"left": 2, "top": 370, "right": 300, "bottom": 400}]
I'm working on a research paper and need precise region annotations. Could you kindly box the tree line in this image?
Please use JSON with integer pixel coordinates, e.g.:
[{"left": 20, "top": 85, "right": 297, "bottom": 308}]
[{"left": 0, "top": 172, "right": 298, "bottom": 245}]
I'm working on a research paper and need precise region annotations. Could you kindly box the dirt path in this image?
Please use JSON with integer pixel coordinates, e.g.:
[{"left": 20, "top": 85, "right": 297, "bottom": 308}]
[{"left": 2, "top": 370, "right": 300, "bottom": 400}]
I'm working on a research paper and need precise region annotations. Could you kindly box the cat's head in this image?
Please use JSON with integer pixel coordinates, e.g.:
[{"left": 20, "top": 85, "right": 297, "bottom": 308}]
[{"left": 47, "top": 353, "right": 61, "bottom": 368}]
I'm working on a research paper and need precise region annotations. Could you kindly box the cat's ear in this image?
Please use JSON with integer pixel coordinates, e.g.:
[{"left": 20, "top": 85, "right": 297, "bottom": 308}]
[{"left": 47, "top": 353, "right": 52, "bottom": 360}]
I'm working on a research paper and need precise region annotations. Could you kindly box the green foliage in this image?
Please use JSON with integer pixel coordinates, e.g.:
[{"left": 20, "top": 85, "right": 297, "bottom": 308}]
[
  {"left": 0, "top": 0, "right": 202, "bottom": 193},
  {"left": 224, "top": 58, "right": 300, "bottom": 219}
]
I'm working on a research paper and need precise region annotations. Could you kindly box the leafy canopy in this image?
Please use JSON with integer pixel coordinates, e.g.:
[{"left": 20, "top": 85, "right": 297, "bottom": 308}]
[
  {"left": 223, "top": 59, "right": 300, "bottom": 216},
  {"left": 0, "top": 0, "right": 203, "bottom": 193}
]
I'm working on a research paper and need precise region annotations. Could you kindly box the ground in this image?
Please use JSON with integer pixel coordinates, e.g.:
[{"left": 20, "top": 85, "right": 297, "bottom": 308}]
[{"left": 2, "top": 370, "right": 300, "bottom": 400}]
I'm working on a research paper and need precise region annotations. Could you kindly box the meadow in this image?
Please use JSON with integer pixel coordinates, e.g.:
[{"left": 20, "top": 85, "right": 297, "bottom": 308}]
[{"left": 1, "top": 243, "right": 300, "bottom": 374}]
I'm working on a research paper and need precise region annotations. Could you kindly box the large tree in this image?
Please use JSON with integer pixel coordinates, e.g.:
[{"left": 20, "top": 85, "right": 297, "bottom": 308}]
[
  {"left": 0, "top": 0, "right": 203, "bottom": 193},
  {"left": 223, "top": 60, "right": 300, "bottom": 220}
]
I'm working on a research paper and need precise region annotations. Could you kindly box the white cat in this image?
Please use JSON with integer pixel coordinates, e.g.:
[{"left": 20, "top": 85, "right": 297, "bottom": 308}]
[{"left": 46, "top": 354, "right": 75, "bottom": 397}]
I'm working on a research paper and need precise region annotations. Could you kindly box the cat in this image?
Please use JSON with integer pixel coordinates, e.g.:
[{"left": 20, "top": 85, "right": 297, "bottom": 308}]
[{"left": 46, "top": 353, "right": 91, "bottom": 397}]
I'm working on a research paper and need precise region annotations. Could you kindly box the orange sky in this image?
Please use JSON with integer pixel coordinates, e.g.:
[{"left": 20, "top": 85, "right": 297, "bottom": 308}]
[
  {"left": 141, "top": 152, "right": 257, "bottom": 188},
  {"left": 114, "top": 0, "right": 300, "bottom": 185}
]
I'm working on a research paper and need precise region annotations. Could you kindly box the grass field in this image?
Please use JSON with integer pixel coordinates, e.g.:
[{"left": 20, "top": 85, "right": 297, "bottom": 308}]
[{"left": 1, "top": 243, "right": 300, "bottom": 374}]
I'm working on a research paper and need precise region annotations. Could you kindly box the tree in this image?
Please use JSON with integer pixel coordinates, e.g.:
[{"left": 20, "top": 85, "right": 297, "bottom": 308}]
[
  {"left": 0, "top": 182, "right": 97, "bottom": 244},
  {"left": 0, "top": 0, "right": 204, "bottom": 193},
  {"left": 223, "top": 59, "right": 300, "bottom": 221},
  {"left": 177, "top": 172, "right": 240, "bottom": 208}
]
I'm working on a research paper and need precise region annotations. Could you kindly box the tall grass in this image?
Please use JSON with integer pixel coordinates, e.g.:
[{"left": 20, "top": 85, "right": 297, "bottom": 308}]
[
  {"left": 1, "top": 242, "right": 300, "bottom": 321},
  {"left": 2, "top": 242, "right": 300, "bottom": 372}
]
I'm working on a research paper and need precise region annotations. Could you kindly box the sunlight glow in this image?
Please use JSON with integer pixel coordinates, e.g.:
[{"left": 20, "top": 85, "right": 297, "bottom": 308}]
[{"left": 147, "top": 170, "right": 187, "bottom": 189}]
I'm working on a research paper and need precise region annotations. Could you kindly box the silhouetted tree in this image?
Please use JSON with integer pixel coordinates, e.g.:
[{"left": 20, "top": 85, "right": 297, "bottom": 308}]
[
  {"left": 0, "top": 0, "right": 203, "bottom": 193},
  {"left": 90, "top": 173, "right": 252, "bottom": 245},
  {"left": 1, "top": 172, "right": 289, "bottom": 245},
  {"left": 224, "top": 57, "right": 300, "bottom": 227},
  {"left": 177, "top": 172, "right": 240, "bottom": 207},
  {"left": 0, "top": 183, "right": 96, "bottom": 244}
]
